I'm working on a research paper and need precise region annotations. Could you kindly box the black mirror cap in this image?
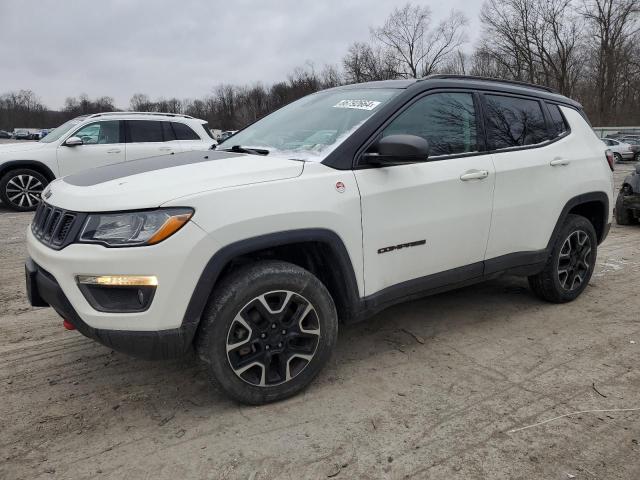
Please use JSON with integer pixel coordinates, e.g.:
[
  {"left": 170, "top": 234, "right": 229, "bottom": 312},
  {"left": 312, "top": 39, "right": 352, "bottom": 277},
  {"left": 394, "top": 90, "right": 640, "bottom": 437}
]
[{"left": 366, "top": 134, "right": 429, "bottom": 165}]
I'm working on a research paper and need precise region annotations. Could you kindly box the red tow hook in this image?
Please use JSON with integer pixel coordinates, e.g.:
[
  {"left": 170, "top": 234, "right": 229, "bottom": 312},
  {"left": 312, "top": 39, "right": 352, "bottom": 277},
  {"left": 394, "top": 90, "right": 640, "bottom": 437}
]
[{"left": 63, "top": 319, "right": 76, "bottom": 330}]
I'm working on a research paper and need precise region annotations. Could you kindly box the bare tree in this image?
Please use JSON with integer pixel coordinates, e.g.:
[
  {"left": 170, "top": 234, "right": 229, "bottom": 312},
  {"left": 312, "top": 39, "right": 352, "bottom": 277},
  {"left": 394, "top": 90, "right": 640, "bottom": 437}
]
[
  {"left": 371, "top": 3, "right": 468, "bottom": 78},
  {"left": 580, "top": 0, "right": 640, "bottom": 123},
  {"left": 342, "top": 42, "right": 399, "bottom": 83}
]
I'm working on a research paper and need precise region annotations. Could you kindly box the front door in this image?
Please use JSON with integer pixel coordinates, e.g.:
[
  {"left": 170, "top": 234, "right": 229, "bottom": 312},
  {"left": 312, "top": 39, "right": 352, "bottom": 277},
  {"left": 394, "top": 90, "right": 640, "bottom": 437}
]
[
  {"left": 354, "top": 91, "right": 495, "bottom": 297},
  {"left": 57, "top": 120, "right": 125, "bottom": 176}
]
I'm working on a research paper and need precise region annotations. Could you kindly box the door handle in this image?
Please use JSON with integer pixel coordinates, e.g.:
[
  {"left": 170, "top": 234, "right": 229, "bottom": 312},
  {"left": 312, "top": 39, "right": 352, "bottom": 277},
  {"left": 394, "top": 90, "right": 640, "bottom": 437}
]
[
  {"left": 159, "top": 147, "right": 173, "bottom": 152},
  {"left": 459, "top": 169, "right": 489, "bottom": 181},
  {"left": 550, "top": 157, "right": 570, "bottom": 166},
  {"left": 106, "top": 149, "right": 121, "bottom": 154}
]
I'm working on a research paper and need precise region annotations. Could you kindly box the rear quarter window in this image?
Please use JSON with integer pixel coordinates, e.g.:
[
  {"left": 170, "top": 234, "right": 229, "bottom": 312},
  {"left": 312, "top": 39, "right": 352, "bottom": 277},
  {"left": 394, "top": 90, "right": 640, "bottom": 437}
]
[
  {"left": 172, "top": 122, "right": 200, "bottom": 140},
  {"left": 200, "top": 123, "right": 215, "bottom": 139},
  {"left": 547, "top": 103, "right": 569, "bottom": 137}
]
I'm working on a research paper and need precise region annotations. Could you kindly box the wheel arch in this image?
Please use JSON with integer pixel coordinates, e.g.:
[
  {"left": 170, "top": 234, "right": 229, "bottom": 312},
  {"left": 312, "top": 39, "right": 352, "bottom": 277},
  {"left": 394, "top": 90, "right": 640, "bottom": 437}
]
[
  {"left": 0, "top": 160, "right": 56, "bottom": 182},
  {"left": 182, "top": 229, "right": 362, "bottom": 337},
  {"left": 548, "top": 192, "right": 610, "bottom": 247}
]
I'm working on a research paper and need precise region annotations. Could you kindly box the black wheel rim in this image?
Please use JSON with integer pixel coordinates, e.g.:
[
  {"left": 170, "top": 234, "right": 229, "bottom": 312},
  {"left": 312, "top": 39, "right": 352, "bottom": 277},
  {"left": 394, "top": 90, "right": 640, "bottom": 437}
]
[
  {"left": 557, "top": 230, "right": 592, "bottom": 291},
  {"left": 5, "top": 174, "right": 44, "bottom": 208},
  {"left": 226, "top": 290, "right": 321, "bottom": 387}
]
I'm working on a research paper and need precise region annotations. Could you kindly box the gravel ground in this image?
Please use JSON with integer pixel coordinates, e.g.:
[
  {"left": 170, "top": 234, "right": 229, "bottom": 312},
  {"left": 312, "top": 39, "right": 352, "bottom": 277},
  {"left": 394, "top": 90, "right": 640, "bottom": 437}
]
[{"left": 0, "top": 160, "right": 639, "bottom": 480}]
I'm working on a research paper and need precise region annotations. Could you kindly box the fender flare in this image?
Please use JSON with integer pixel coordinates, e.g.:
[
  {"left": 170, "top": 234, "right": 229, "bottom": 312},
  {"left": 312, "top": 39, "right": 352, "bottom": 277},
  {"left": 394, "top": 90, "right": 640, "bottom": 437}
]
[
  {"left": 546, "top": 191, "right": 610, "bottom": 248},
  {"left": 0, "top": 160, "right": 56, "bottom": 181},
  {"left": 181, "top": 228, "right": 362, "bottom": 331}
]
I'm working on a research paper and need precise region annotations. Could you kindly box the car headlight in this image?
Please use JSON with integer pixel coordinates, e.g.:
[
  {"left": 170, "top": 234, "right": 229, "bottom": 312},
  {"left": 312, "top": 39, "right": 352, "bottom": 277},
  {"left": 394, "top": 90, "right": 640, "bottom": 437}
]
[{"left": 79, "top": 208, "right": 193, "bottom": 247}]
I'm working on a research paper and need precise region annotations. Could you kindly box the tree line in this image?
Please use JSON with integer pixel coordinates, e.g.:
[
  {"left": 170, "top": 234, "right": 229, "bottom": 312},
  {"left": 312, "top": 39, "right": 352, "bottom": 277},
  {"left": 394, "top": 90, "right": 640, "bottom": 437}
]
[{"left": 1, "top": 0, "right": 638, "bottom": 132}]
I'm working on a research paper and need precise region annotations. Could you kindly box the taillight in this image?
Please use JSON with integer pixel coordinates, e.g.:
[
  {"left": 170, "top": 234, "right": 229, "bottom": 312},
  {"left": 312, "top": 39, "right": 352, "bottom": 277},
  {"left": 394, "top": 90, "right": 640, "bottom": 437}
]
[{"left": 605, "top": 149, "right": 615, "bottom": 171}]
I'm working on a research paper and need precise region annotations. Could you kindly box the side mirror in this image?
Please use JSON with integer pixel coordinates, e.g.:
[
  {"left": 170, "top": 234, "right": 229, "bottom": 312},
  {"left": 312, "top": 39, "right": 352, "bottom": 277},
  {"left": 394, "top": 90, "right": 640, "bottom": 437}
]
[
  {"left": 65, "top": 136, "right": 83, "bottom": 146},
  {"left": 363, "top": 134, "right": 429, "bottom": 165}
]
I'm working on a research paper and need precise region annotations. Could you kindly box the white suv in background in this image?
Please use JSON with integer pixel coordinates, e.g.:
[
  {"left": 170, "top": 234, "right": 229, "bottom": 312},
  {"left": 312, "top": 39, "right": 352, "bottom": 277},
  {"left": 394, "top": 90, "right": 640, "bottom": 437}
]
[
  {"left": 0, "top": 112, "right": 216, "bottom": 211},
  {"left": 25, "top": 76, "right": 614, "bottom": 404}
]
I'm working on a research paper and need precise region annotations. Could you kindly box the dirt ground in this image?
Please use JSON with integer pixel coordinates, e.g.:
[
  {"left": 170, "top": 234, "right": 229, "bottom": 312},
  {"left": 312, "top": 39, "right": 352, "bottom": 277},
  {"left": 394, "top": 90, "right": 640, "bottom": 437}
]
[{"left": 1, "top": 159, "right": 639, "bottom": 480}]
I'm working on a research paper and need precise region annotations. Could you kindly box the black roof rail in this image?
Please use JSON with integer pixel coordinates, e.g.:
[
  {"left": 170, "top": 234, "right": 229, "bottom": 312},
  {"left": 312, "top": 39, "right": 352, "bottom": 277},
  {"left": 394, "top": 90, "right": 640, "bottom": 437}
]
[{"left": 422, "top": 74, "right": 558, "bottom": 93}]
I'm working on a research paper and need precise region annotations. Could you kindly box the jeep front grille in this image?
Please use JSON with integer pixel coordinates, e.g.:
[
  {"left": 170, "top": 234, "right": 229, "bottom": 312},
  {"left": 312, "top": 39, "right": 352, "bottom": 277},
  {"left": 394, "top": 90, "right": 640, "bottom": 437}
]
[{"left": 31, "top": 202, "right": 83, "bottom": 250}]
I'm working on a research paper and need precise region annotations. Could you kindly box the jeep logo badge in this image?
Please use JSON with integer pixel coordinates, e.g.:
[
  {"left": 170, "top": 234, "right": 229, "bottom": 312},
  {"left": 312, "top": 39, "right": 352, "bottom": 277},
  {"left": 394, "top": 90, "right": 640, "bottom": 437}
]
[{"left": 43, "top": 188, "right": 52, "bottom": 200}]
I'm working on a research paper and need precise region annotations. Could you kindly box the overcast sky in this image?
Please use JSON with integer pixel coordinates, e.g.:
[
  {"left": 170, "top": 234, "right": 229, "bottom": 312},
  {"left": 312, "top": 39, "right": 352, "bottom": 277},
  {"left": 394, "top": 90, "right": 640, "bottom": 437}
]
[{"left": 0, "top": 0, "right": 483, "bottom": 110}]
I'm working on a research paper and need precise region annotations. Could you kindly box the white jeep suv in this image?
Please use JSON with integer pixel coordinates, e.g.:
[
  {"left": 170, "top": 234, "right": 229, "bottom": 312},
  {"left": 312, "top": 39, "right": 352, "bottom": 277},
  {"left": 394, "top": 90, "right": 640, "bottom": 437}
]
[
  {"left": 25, "top": 76, "right": 614, "bottom": 404},
  {"left": 1, "top": 112, "right": 216, "bottom": 211}
]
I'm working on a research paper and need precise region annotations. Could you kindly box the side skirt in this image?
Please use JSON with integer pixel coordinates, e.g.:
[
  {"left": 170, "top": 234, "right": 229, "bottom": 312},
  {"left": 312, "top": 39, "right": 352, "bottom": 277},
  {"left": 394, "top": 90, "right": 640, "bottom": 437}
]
[{"left": 347, "top": 250, "right": 548, "bottom": 323}]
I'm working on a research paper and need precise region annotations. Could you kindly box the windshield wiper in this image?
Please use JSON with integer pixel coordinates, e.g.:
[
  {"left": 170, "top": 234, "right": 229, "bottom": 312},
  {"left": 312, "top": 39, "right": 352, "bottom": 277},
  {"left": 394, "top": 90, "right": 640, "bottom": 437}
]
[{"left": 221, "top": 145, "right": 270, "bottom": 156}]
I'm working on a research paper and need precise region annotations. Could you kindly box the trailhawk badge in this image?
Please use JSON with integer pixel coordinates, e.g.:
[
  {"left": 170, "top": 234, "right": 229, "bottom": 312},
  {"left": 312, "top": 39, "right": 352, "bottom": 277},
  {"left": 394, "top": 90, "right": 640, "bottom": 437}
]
[{"left": 43, "top": 188, "right": 52, "bottom": 200}]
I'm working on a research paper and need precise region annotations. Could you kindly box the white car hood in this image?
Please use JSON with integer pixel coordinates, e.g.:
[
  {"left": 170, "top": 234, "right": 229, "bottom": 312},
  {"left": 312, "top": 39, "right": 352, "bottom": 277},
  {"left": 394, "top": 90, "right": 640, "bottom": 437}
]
[
  {"left": 47, "top": 150, "right": 304, "bottom": 211},
  {"left": 0, "top": 142, "right": 48, "bottom": 155}
]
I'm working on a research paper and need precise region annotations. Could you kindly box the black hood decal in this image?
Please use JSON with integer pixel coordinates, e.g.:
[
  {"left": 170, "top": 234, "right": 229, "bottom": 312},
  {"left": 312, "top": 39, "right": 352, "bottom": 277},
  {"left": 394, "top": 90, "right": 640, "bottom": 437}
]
[{"left": 64, "top": 150, "right": 245, "bottom": 187}]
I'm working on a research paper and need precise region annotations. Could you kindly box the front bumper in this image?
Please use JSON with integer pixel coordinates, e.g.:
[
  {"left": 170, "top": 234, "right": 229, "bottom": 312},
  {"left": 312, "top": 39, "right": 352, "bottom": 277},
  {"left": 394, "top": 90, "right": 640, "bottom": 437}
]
[
  {"left": 25, "top": 257, "right": 196, "bottom": 360},
  {"left": 25, "top": 219, "right": 219, "bottom": 359}
]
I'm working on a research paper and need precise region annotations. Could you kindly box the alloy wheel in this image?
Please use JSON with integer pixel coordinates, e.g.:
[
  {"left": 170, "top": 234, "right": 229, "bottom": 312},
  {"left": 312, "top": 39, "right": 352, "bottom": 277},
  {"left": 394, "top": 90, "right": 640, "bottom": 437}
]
[
  {"left": 226, "top": 290, "right": 321, "bottom": 387},
  {"left": 557, "top": 230, "right": 592, "bottom": 291},
  {"left": 5, "top": 174, "right": 44, "bottom": 208}
]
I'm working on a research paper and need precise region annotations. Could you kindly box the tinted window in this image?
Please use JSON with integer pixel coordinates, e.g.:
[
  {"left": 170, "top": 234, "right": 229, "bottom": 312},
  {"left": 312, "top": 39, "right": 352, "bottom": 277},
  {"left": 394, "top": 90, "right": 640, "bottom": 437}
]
[
  {"left": 72, "top": 121, "right": 121, "bottom": 144},
  {"left": 382, "top": 92, "right": 478, "bottom": 157},
  {"left": 200, "top": 122, "right": 215, "bottom": 139},
  {"left": 485, "top": 95, "right": 549, "bottom": 149},
  {"left": 547, "top": 103, "right": 568, "bottom": 137},
  {"left": 128, "top": 120, "right": 163, "bottom": 143},
  {"left": 162, "top": 122, "right": 176, "bottom": 141},
  {"left": 172, "top": 122, "right": 200, "bottom": 140}
]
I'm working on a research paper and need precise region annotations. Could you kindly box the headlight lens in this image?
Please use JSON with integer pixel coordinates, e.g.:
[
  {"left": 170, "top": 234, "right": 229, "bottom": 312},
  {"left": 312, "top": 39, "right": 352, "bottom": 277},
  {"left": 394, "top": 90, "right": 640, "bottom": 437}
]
[{"left": 79, "top": 208, "right": 193, "bottom": 247}]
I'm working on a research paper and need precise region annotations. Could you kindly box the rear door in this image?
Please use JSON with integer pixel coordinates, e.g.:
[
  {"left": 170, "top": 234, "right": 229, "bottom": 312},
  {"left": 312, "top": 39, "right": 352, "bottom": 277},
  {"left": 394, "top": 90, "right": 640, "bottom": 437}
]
[
  {"left": 354, "top": 91, "right": 496, "bottom": 297},
  {"left": 56, "top": 120, "right": 125, "bottom": 176},
  {"left": 124, "top": 120, "right": 182, "bottom": 161},
  {"left": 482, "top": 94, "right": 572, "bottom": 262}
]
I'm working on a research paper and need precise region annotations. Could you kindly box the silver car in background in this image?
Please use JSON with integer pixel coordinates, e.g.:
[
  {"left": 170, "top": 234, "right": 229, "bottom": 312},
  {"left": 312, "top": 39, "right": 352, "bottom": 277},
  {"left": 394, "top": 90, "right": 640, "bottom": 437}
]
[{"left": 602, "top": 138, "right": 636, "bottom": 162}]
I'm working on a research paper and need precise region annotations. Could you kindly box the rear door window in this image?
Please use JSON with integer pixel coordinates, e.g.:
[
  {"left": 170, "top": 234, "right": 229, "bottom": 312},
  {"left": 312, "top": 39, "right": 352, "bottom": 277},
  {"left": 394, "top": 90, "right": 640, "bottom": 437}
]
[
  {"left": 162, "top": 122, "right": 176, "bottom": 141},
  {"left": 172, "top": 122, "right": 200, "bottom": 140},
  {"left": 484, "top": 95, "right": 549, "bottom": 149},
  {"left": 127, "top": 120, "right": 163, "bottom": 143}
]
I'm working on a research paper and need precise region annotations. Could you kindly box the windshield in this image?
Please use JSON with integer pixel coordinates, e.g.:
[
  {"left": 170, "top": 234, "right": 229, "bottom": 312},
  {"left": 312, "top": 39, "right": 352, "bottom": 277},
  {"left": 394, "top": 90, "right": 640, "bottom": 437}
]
[
  {"left": 39, "top": 117, "right": 86, "bottom": 143},
  {"left": 218, "top": 88, "right": 400, "bottom": 161}
]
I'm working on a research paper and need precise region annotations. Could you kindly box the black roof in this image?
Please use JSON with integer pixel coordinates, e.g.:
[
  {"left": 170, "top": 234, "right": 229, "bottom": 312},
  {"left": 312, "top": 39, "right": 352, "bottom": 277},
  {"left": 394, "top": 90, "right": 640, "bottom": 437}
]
[{"left": 337, "top": 75, "right": 582, "bottom": 108}]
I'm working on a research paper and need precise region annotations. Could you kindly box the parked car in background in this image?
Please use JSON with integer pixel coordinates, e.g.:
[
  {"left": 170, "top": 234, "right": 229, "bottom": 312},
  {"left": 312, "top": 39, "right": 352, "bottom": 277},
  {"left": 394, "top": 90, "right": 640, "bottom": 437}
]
[
  {"left": 13, "top": 129, "right": 31, "bottom": 140},
  {"left": 0, "top": 112, "right": 217, "bottom": 211},
  {"left": 25, "top": 76, "right": 614, "bottom": 404},
  {"left": 0, "top": 130, "right": 11, "bottom": 139},
  {"left": 616, "top": 164, "right": 640, "bottom": 225},
  {"left": 36, "top": 129, "right": 51, "bottom": 140},
  {"left": 601, "top": 138, "right": 635, "bottom": 162},
  {"left": 618, "top": 137, "right": 640, "bottom": 161},
  {"left": 219, "top": 130, "right": 238, "bottom": 142}
]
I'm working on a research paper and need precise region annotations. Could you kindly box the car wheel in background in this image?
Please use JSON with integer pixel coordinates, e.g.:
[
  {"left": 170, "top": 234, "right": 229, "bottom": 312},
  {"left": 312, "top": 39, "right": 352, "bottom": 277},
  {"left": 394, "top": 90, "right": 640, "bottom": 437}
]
[
  {"left": 615, "top": 192, "right": 634, "bottom": 225},
  {"left": 197, "top": 260, "right": 338, "bottom": 405},
  {"left": 0, "top": 169, "right": 48, "bottom": 211},
  {"left": 528, "top": 214, "right": 597, "bottom": 303},
  {"left": 613, "top": 152, "right": 622, "bottom": 163}
]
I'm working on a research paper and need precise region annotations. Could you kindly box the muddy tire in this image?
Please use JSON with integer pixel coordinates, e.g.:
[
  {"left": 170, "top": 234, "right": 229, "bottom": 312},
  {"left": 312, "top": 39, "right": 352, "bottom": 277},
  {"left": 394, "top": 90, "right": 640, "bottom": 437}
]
[
  {"left": 528, "top": 214, "right": 597, "bottom": 303},
  {"left": 615, "top": 193, "right": 634, "bottom": 225},
  {"left": 196, "top": 260, "right": 338, "bottom": 405}
]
